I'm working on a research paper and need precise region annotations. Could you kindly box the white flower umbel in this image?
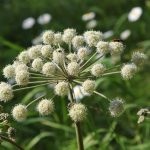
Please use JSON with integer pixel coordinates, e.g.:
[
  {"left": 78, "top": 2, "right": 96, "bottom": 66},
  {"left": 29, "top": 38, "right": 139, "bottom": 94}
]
[
  {"left": 37, "top": 99, "right": 54, "bottom": 115},
  {"left": 12, "top": 104, "right": 27, "bottom": 121},
  {"left": 3, "top": 65, "right": 15, "bottom": 78},
  {"left": 69, "top": 103, "right": 87, "bottom": 122},
  {"left": 42, "top": 30, "right": 54, "bottom": 44},
  {"left": 15, "top": 64, "right": 28, "bottom": 73},
  {"left": 82, "top": 79, "right": 95, "bottom": 94},
  {"left": 53, "top": 48, "right": 65, "bottom": 65},
  {"left": 72, "top": 36, "right": 84, "bottom": 48},
  {"left": 32, "top": 58, "right": 43, "bottom": 72},
  {"left": 18, "top": 51, "right": 30, "bottom": 64},
  {"left": 54, "top": 33, "right": 63, "bottom": 45},
  {"left": 121, "top": 63, "right": 137, "bottom": 80},
  {"left": 28, "top": 45, "right": 42, "bottom": 59},
  {"left": 91, "top": 63, "right": 106, "bottom": 77},
  {"left": 77, "top": 47, "right": 89, "bottom": 60},
  {"left": 84, "top": 31, "right": 103, "bottom": 46},
  {"left": 41, "top": 45, "right": 53, "bottom": 58},
  {"left": 0, "top": 82, "right": 13, "bottom": 102},
  {"left": 67, "top": 62, "right": 80, "bottom": 76},
  {"left": 55, "top": 81, "right": 69, "bottom": 96},
  {"left": 42, "top": 62, "right": 56, "bottom": 76},
  {"left": 109, "top": 98, "right": 124, "bottom": 117},
  {"left": 131, "top": 51, "right": 147, "bottom": 66},
  {"left": 109, "top": 42, "right": 124, "bottom": 55},
  {"left": 96, "top": 41, "right": 109, "bottom": 54}
]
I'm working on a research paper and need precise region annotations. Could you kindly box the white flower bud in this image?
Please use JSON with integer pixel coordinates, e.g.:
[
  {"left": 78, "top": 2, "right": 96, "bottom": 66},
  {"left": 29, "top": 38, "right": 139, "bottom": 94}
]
[
  {"left": 67, "top": 53, "right": 78, "bottom": 62},
  {"left": 91, "top": 63, "right": 106, "bottom": 77},
  {"left": 37, "top": 99, "right": 54, "bottom": 115},
  {"left": 12, "top": 104, "right": 27, "bottom": 121},
  {"left": 109, "top": 42, "right": 124, "bottom": 55},
  {"left": 72, "top": 36, "right": 84, "bottom": 48},
  {"left": 18, "top": 51, "right": 30, "bottom": 64},
  {"left": 121, "top": 63, "right": 137, "bottom": 80},
  {"left": 131, "top": 51, "right": 147, "bottom": 66},
  {"left": 41, "top": 45, "right": 53, "bottom": 58},
  {"left": 15, "top": 64, "right": 28, "bottom": 73},
  {"left": 3, "top": 65, "right": 15, "bottom": 78},
  {"left": 54, "top": 32, "right": 63, "bottom": 45},
  {"left": 28, "top": 45, "right": 42, "bottom": 59},
  {"left": 42, "top": 30, "right": 54, "bottom": 44},
  {"left": 53, "top": 48, "right": 65, "bottom": 64},
  {"left": 77, "top": 47, "right": 89, "bottom": 60},
  {"left": 82, "top": 79, "right": 95, "bottom": 94},
  {"left": 67, "top": 62, "right": 80, "bottom": 76},
  {"left": 84, "top": 31, "right": 103, "bottom": 46},
  {"left": 32, "top": 58, "right": 43, "bottom": 72},
  {"left": 55, "top": 81, "right": 69, "bottom": 96},
  {"left": 42, "top": 62, "right": 56, "bottom": 76},
  {"left": 109, "top": 98, "right": 124, "bottom": 117},
  {"left": 15, "top": 70, "right": 29, "bottom": 86},
  {"left": 69, "top": 103, "right": 87, "bottom": 122},
  {"left": 96, "top": 41, "right": 109, "bottom": 54},
  {"left": 0, "top": 82, "right": 13, "bottom": 102},
  {"left": 62, "top": 28, "right": 76, "bottom": 44}
]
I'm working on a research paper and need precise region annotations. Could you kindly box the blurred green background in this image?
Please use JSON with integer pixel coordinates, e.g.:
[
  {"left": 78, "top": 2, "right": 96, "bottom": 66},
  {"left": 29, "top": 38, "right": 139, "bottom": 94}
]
[{"left": 0, "top": 0, "right": 150, "bottom": 149}]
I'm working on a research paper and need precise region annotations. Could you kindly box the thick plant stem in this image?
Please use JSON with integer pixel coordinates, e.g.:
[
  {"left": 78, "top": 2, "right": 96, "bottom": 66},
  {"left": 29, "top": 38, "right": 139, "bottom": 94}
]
[{"left": 69, "top": 84, "right": 84, "bottom": 150}]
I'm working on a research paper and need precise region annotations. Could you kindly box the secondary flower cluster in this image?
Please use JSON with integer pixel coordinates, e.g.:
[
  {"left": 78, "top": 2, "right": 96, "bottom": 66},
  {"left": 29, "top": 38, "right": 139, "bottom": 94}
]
[{"left": 0, "top": 29, "right": 147, "bottom": 122}]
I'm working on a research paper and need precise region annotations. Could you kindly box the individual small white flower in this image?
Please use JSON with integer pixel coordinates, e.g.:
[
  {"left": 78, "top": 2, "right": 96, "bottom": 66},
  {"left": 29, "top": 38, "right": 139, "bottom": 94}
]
[
  {"left": 82, "top": 12, "right": 95, "bottom": 21},
  {"left": 62, "top": 28, "right": 76, "bottom": 44},
  {"left": 77, "top": 47, "right": 89, "bottom": 60},
  {"left": 54, "top": 32, "right": 63, "bottom": 45},
  {"left": 3, "top": 65, "right": 15, "bottom": 78},
  {"left": 67, "top": 53, "right": 78, "bottom": 62},
  {"left": 32, "top": 34, "right": 43, "bottom": 45},
  {"left": 42, "top": 62, "right": 56, "bottom": 76},
  {"left": 128, "top": 7, "right": 143, "bottom": 22},
  {"left": 28, "top": 45, "right": 42, "bottom": 59},
  {"left": 55, "top": 81, "right": 69, "bottom": 96},
  {"left": 0, "top": 82, "right": 13, "bottom": 102},
  {"left": 131, "top": 51, "right": 147, "bottom": 66},
  {"left": 42, "top": 30, "right": 54, "bottom": 44},
  {"left": 22, "top": 17, "right": 35, "bottom": 29},
  {"left": 67, "top": 62, "right": 80, "bottom": 76},
  {"left": 109, "top": 98, "right": 124, "bottom": 117},
  {"left": 53, "top": 48, "right": 65, "bottom": 64},
  {"left": 15, "top": 70, "right": 29, "bottom": 86},
  {"left": 41, "top": 45, "right": 53, "bottom": 58},
  {"left": 15, "top": 64, "right": 28, "bottom": 73},
  {"left": 86, "top": 20, "right": 97, "bottom": 29},
  {"left": 37, "top": 99, "right": 54, "bottom": 115},
  {"left": 96, "top": 41, "right": 109, "bottom": 54},
  {"left": 82, "top": 79, "right": 95, "bottom": 94},
  {"left": 120, "top": 29, "right": 131, "bottom": 40},
  {"left": 109, "top": 42, "right": 124, "bottom": 55},
  {"left": 103, "top": 30, "right": 114, "bottom": 39},
  {"left": 18, "top": 51, "right": 30, "bottom": 64},
  {"left": 84, "top": 31, "right": 103, "bottom": 46},
  {"left": 12, "top": 104, "right": 27, "bottom": 121},
  {"left": 32, "top": 58, "right": 43, "bottom": 72},
  {"left": 72, "top": 36, "right": 84, "bottom": 48},
  {"left": 121, "top": 63, "right": 137, "bottom": 80},
  {"left": 37, "top": 13, "right": 52, "bottom": 25},
  {"left": 69, "top": 103, "right": 87, "bottom": 122},
  {"left": 91, "top": 63, "right": 106, "bottom": 77}
]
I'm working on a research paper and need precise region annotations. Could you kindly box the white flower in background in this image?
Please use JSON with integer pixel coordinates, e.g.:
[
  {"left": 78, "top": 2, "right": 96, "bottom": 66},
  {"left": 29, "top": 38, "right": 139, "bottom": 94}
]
[
  {"left": 128, "top": 7, "right": 143, "bottom": 22},
  {"left": 37, "top": 13, "right": 52, "bottom": 25},
  {"left": 22, "top": 17, "right": 35, "bottom": 29},
  {"left": 32, "top": 34, "right": 43, "bottom": 45},
  {"left": 82, "top": 12, "right": 95, "bottom": 21},
  {"left": 86, "top": 20, "right": 97, "bottom": 29},
  {"left": 120, "top": 29, "right": 131, "bottom": 40},
  {"left": 103, "top": 30, "right": 114, "bottom": 39}
]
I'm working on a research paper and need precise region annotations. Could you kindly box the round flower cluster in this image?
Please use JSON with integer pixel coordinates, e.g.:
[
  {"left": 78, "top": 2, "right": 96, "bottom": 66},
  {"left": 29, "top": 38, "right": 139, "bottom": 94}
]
[{"left": 0, "top": 29, "right": 146, "bottom": 123}]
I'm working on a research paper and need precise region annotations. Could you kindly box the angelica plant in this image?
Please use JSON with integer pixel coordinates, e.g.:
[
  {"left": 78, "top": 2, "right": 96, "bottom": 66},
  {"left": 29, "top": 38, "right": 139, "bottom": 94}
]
[{"left": 0, "top": 28, "right": 147, "bottom": 150}]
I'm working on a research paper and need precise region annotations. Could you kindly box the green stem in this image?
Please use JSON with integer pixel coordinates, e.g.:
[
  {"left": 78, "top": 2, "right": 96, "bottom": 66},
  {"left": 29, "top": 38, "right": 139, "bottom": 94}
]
[
  {"left": 69, "top": 83, "right": 84, "bottom": 150},
  {"left": 102, "top": 71, "right": 120, "bottom": 77}
]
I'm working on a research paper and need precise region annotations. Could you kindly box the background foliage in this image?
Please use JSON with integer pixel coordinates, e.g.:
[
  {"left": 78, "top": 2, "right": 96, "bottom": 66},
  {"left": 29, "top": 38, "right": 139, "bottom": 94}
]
[{"left": 0, "top": 0, "right": 149, "bottom": 149}]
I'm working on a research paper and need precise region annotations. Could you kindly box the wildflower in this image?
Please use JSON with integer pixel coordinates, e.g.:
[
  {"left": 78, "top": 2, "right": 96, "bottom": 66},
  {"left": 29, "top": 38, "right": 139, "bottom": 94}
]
[
  {"left": 53, "top": 48, "right": 65, "bottom": 64},
  {"left": 37, "top": 99, "right": 54, "bottom": 115},
  {"left": 96, "top": 41, "right": 109, "bottom": 54},
  {"left": 54, "top": 32, "right": 63, "bottom": 45},
  {"left": 69, "top": 103, "right": 87, "bottom": 122},
  {"left": 120, "top": 29, "right": 131, "bottom": 40},
  {"left": 67, "top": 53, "right": 78, "bottom": 62},
  {"left": 3, "top": 65, "right": 15, "bottom": 79},
  {"left": 18, "top": 51, "right": 30, "bottom": 64},
  {"left": 72, "top": 36, "right": 84, "bottom": 48},
  {"left": 86, "top": 20, "right": 97, "bottom": 29},
  {"left": 28, "top": 45, "right": 42, "bottom": 59},
  {"left": 37, "top": 13, "right": 51, "bottom": 25},
  {"left": 42, "top": 62, "right": 56, "bottom": 76},
  {"left": 67, "top": 62, "right": 80, "bottom": 76},
  {"left": 82, "top": 80, "right": 95, "bottom": 94},
  {"left": 32, "top": 58, "right": 43, "bottom": 72},
  {"left": 77, "top": 47, "right": 89, "bottom": 60},
  {"left": 42, "top": 30, "right": 54, "bottom": 44},
  {"left": 22, "top": 17, "right": 35, "bottom": 29},
  {"left": 12, "top": 104, "right": 27, "bottom": 121},
  {"left": 82, "top": 12, "right": 95, "bottom": 21},
  {"left": 41, "top": 45, "right": 53, "bottom": 58}
]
